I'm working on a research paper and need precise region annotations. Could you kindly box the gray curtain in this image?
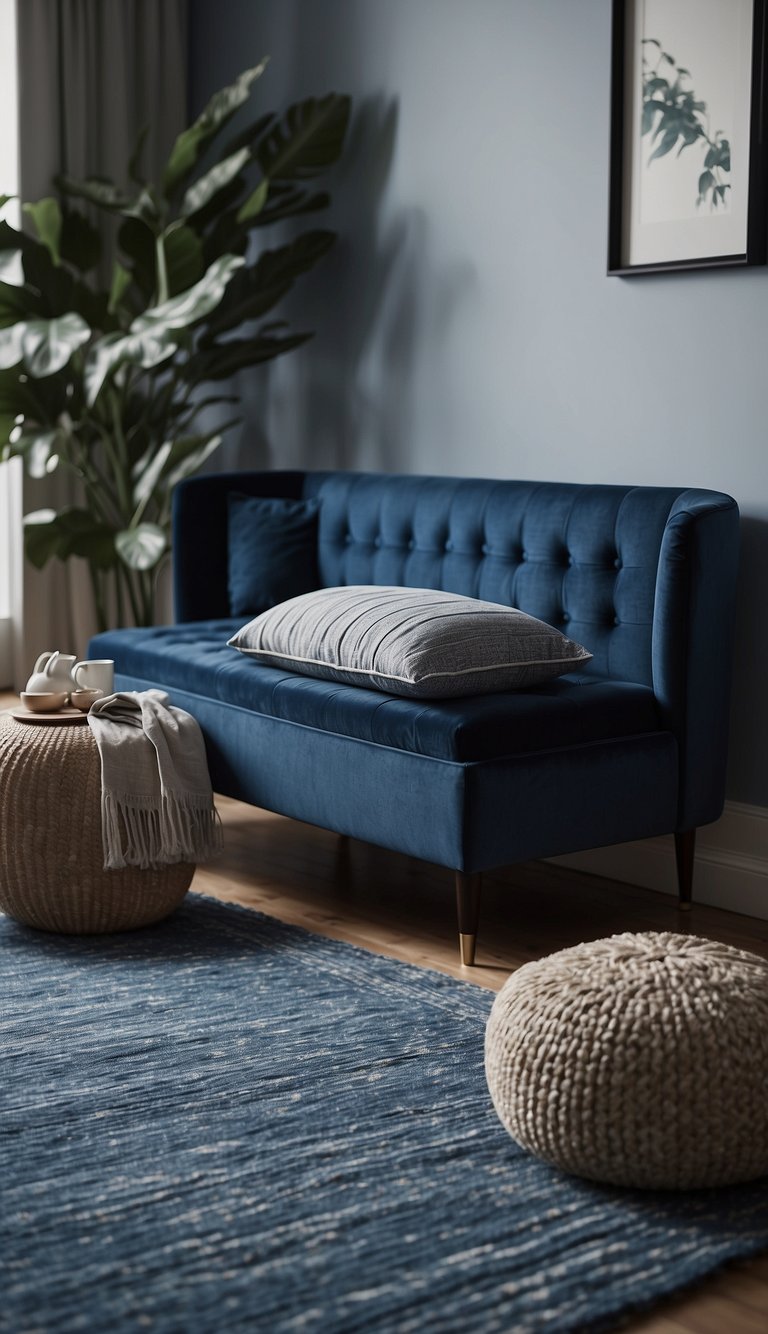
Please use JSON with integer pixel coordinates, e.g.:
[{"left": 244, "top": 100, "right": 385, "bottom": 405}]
[{"left": 14, "top": 0, "right": 188, "bottom": 686}]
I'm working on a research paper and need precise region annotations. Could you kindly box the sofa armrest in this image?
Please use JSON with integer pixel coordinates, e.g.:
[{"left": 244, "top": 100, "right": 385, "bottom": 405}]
[
  {"left": 172, "top": 470, "right": 306, "bottom": 621},
  {"left": 652, "top": 490, "right": 740, "bottom": 829}
]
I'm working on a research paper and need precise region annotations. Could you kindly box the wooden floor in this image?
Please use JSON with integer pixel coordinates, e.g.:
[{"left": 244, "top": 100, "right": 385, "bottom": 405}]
[{"left": 2, "top": 691, "right": 767, "bottom": 1331}]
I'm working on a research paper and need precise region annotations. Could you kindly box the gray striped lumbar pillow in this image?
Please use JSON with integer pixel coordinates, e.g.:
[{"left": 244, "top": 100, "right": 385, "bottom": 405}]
[{"left": 228, "top": 585, "right": 592, "bottom": 699}]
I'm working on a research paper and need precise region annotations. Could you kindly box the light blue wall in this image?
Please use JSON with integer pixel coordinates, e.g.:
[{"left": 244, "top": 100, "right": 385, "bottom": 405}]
[{"left": 189, "top": 0, "right": 768, "bottom": 807}]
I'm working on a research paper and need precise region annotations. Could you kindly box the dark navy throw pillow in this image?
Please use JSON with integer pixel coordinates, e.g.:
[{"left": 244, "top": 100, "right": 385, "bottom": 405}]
[{"left": 227, "top": 493, "right": 321, "bottom": 617}]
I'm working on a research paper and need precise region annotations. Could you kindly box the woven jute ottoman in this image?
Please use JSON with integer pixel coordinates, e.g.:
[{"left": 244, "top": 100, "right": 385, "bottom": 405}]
[
  {"left": 485, "top": 932, "right": 768, "bottom": 1190},
  {"left": 0, "top": 713, "right": 193, "bottom": 934}
]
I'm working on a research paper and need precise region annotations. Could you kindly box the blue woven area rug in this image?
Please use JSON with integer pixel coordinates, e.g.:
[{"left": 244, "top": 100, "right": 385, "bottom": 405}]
[{"left": 3, "top": 895, "right": 768, "bottom": 1333}]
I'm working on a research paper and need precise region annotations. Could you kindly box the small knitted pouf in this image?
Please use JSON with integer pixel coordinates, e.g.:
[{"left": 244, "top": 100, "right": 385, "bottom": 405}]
[
  {"left": 0, "top": 714, "right": 193, "bottom": 934},
  {"left": 485, "top": 932, "right": 768, "bottom": 1190}
]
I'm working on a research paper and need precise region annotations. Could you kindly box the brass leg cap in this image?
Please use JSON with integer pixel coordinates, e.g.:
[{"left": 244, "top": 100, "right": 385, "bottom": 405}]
[
  {"left": 459, "top": 932, "right": 476, "bottom": 966},
  {"left": 677, "top": 901, "right": 693, "bottom": 913}
]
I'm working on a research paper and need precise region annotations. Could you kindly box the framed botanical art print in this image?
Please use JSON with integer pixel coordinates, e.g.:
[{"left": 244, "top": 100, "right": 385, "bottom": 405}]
[{"left": 608, "top": 0, "right": 768, "bottom": 274}]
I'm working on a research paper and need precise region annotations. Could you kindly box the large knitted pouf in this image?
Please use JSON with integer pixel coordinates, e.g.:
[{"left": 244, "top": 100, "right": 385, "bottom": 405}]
[
  {"left": 0, "top": 714, "right": 193, "bottom": 934},
  {"left": 485, "top": 932, "right": 768, "bottom": 1190}
]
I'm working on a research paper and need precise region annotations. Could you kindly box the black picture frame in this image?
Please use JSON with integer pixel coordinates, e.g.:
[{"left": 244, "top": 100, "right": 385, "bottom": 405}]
[{"left": 608, "top": 0, "right": 768, "bottom": 275}]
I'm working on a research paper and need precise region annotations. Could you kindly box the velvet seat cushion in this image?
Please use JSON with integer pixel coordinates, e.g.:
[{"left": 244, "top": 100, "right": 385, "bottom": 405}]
[{"left": 90, "top": 622, "right": 664, "bottom": 764}]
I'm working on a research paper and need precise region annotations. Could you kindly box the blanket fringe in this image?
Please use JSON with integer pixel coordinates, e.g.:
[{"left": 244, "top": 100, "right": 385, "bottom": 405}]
[{"left": 102, "top": 790, "right": 223, "bottom": 870}]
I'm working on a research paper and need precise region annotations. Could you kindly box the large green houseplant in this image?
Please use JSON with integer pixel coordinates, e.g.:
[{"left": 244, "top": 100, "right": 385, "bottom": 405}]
[{"left": 0, "top": 63, "right": 350, "bottom": 629}]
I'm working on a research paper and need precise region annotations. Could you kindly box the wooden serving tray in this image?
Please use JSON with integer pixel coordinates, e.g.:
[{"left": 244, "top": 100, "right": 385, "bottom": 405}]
[{"left": 10, "top": 707, "right": 89, "bottom": 725}]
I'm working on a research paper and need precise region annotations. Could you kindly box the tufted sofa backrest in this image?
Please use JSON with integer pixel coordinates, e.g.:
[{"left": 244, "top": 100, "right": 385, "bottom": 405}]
[{"left": 303, "top": 472, "right": 686, "bottom": 688}]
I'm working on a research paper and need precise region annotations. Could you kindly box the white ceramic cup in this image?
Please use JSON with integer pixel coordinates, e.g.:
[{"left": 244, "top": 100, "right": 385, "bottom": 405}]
[{"left": 72, "top": 659, "right": 115, "bottom": 695}]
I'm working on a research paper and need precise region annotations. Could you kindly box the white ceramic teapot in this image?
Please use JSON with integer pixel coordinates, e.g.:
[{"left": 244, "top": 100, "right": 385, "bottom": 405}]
[{"left": 25, "top": 650, "right": 78, "bottom": 698}]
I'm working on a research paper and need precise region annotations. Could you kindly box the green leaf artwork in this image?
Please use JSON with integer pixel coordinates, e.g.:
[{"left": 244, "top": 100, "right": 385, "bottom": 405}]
[
  {"left": 641, "top": 40, "right": 731, "bottom": 210},
  {"left": 3, "top": 66, "right": 351, "bottom": 631}
]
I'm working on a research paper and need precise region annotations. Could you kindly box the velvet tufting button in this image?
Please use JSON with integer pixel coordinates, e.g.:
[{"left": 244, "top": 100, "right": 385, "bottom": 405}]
[{"left": 614, "top": 558, "right": 622, "bottom": 569}]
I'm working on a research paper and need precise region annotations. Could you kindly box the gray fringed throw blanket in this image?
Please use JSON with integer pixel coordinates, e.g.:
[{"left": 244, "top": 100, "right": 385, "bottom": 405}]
[{"left": 87, "top": 690, "right": 222, "bottom": 870}]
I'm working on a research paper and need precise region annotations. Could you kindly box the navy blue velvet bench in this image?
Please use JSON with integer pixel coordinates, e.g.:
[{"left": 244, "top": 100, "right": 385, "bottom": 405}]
[{"left": 90, "top": 470, "right": 740, "bottom": 964}]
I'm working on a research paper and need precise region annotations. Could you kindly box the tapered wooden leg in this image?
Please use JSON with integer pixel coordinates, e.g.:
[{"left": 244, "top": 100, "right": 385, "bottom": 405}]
[
  {"left": 335, "top": 833, "right": 351, "bottom": 890},
  {"left": 674, "top": 830, "right": 696, "bottom": 911},
  {"left": 455, "top": 871, "right": 481, "bottom": 966}
]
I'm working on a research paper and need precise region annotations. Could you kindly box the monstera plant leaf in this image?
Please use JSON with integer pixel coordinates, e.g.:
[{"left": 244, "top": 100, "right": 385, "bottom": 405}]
[
  {"left": 24, "top": 507, "right": 118, "bottom": 570},
  {"left": 200, "top": 231, "right": 335, "bottom": 344},
  {"left": 13, "top": 428, "right": 64, "bottom": 479},
  {"left": 163, "top": 225, "right": 204, "bottom": 296},
  {"left": 0, "top": 279, "right": 42, "bottom": 328},
  {"left": 57, "top": 176, "right": 163, "bottom": 233},
  {"left": 183, "top": 330, "right": 312, "bottom": 383},
  {"left": 55, "top": 175, "right": 136, "bottom": 212},
  {"left": 115, "top": 522, "right": 167, "bottom": 570},
  {"left": 130, "top": 253, "right": 245, "bottom": 332},
  {"left": 163, "top": 61, "right": 268, "bottom": 195},
  {"left": 23, "top": 508, "right": 64, "bottom": 568},
  {"left": 84, "top": 328, "right": 177, "bottom": 407},
  {"left": 0, "top": 313, "right": 91, "bottom": 376},
  {"left": 180, "top": 148, "right": 251, "bottom": 219},
  {"left": 22, "top": 198, "right": 62, "bottom": 265},
  {"left": 131, "top": 431, "right": 226, "bottom": 508},
  {"left": 59, "top": 208, "right": 102, "bottom": 272},
  {"left": 108, "top": 261, "right": 133, "bottom": 315},
  {"left": 256, "top": 94, "right": 351, "bottom": 180},
  {"left": 236, "top": 178, "right": 269, "bottom": 225}
]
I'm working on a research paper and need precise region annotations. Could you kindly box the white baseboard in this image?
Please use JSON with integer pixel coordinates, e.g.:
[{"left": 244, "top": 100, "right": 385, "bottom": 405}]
[{"left": 550, "top": 800, "right": 768, "bottom": 922}]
